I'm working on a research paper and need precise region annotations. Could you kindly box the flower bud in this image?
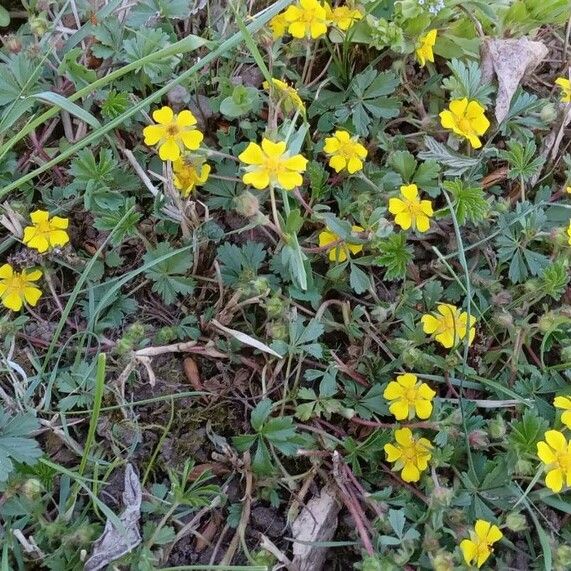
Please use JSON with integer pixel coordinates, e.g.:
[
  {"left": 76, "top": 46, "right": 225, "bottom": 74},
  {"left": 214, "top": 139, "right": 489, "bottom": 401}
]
[
  {"left": 555, "top": 545, "right": 571, "bottom": 571},
  {"left": 265, "top": 295, "right": 285, "bottom": 319},
  {"left": 267, "top": 321, "right": 287, "bottom": 340},
  {"left": 561, "top": 345, "right": 571, "bottom": 362},
  {"left": 3, "top": 34, "right": 22, "bottom": 53},
  {"left": 361, "top": 555, "right": 384, "bottom": 571},
  {"left": 493, "top": 311, "right": 513, "bottom": 329},
  {"left": 30, "top": 13, "right": 49, "bottom": 36},
  {"left": 431, "top": 551, "right": 455, "bottom": 571},
  {"left": 515, "top": 458, "right": 534, "bottom": 475},
  {"left": 22, "top": 478, "right": 42, "bottom": 500},
  {"left": 488, "top": 415, "right": 506, "bottom": 440},
  {"left": 252, "top": 277, "right": 269, "bottom": 295},
  {"left": 155, "top": 326, "right": 177, "bottom": 344},
  {"left": 234, "top": 191, "right": 260, "bottom": 217},
  {"left": 540, "top": 102, "right": 557, "bottom": 123},
  {"left": 506, "top": 511, "right": 527, "bottom": 532},
  {"left": 430, "top": 486, "right": 454, "bottom": 509},
  {"left": 468, "top": 429, "right": 489, "bottom": 449}
]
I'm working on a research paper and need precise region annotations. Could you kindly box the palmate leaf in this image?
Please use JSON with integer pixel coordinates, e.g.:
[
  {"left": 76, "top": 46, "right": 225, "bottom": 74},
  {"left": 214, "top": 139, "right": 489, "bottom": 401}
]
[
  {"left": 443, "top": 179, "right": 489, "bottom": 224},
  {"left": 376, "top": 232, "right": 412, "bottom": 280},
  {"left": 143, "top": 242, "right": 195, "bottom": 304},
  {"left": 0, "top": 409, "right": 42, "bottom": 483}
]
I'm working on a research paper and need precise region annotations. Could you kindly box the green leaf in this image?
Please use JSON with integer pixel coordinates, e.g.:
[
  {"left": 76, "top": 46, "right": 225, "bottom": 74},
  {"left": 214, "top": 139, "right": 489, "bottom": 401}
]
[
  {"left": 251, "top": 399, "right": 273, "bottom": 432},
  {"left": 419, "top": 137, "right": 481, "bottom": 177},
  {"left": 143, "top": 242, "right": 195, "bottom": 305},
  {"left": 0, "top": 410, "right": 42, "bottom": 483},
  {"left": 500, "top": 139, "right": 545, "bottom": 182},
  {"left": 540, "top": 261, "right": 570, "bottom": 300},
  {"left": 388, "top": 150, "right": 417, "bottom": 182},
  {"left": 443, "top": 180, "right": 489, "bottom": 225},
  {"left": 442, "top": 58, "right": 494, "bottom": 104},
  {"left": 0, "top": 6, "right": 10, "bottom": 27},
  {"left": 350, "top": 264, "right": 370, "bottom": 294},
  {"left": 29, "top": 91, "right": 101, "bottom": 129},
  {"left": 220, "top": 85, "right": 260, "bottom": 118},
  {"left": 58, "top": 48, "right": 97, "bottom": 87},
  {"left": 376, "top": 233, "right": 412, "bottom": 280}
]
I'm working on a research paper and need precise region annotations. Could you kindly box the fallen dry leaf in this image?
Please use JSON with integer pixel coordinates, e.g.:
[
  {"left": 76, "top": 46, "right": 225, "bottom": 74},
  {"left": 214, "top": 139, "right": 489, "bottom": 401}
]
[
  {"left": 183, "top": 356, "right": 203, "bottom": 390},
  {"left": 481, "top": 37, "right": 548, "bottom": 124},
  {"left": 291, "top": 486, "right": 340, "bottom": 571}
]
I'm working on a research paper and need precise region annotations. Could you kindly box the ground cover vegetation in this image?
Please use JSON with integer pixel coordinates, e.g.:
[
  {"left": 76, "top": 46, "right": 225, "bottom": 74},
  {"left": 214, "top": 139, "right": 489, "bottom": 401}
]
[{"left": 0, "top": 0, "right": 571, "bottom": 569}]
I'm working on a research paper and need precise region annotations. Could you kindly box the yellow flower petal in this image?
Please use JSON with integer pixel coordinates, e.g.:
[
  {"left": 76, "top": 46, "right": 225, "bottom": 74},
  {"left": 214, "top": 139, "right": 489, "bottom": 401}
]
[
  {"left": 159, "top": 139, "right": 181, "bottom": 161},
  {"left": 0, "top": 264, "right": 13, "bottom": 278},
  {"left": 415, "top": 400, "right": 432, "bottom": 419},
  {"left": 283, "top": 154, "right": 308, "bottom": 171},
  {"left": 243, "top": 170, "right": 270, "bottom": 190},
  {"left": 23, "top": 285, "right": 42, "bottom": 306},
  {"left": 152, "top": 106, "right": 174, "bottom": 125},
  {"left": 460, "top": 539, "right": 478, "bottom": 565},
  {"left": 384, "top": 443, "right": 402, "bottom": 462},
  {"left": 394, "top": 211, "right": 413, "bottom": 230},
  {"left": 329, "top": 155, "right": 346, "bottom": 172},
  {"left": 545, "top": 468, "right": 564, "bottom": 493},
  {"left": 239, "top": 142, "right": 265, "bottom": 165},
  {"left": 2, "top": 291, "right": 23, "bottom": 311},
  {"left": 545, "top": 430, "right": 567, "bottom": 452},
  {"left": 415, "top": 214, "right": 430, "bottom": 233},
  {"left": 401, "top": 462, "right": 420, "bottom": 482},
  {"left": 277, "top": 170, "right": 303, "bottom": 190},
  {"left": 389, "top": 400, "right": 409, "bottom": 420},
  {"left": 180, "top": 129, "right": 203, "bottom": 150},
  {"left": 143, "top": 124, "right": 165, "bottom": 145},
  {"left": 30, "top": 210, "right": 49, "bottom": 224},
  {"left": 388, "top": 198, "right": 406, "bottom": 214},
  {"left": 261, "top": 139, "right": 286, "bottom": 158},
  {"left": 176, "top": 110, "right": 197, "bottom": 127}
]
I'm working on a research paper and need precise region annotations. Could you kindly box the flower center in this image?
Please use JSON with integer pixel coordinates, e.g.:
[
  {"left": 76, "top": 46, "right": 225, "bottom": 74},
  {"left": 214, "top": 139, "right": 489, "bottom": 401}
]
[
  {"left": 401, "top": 446, "right": 417, "bottom": 463},
  {"left": 166, "top": 123, "right": 180, "bottom": 138},
  {"left": 556, "top": 451, "right": 571, "bottom": 472},
  {"left": 34, "top": 220, "right": 52, "bottom": 235},
  {"left": 264, "top": 156, "right": 285, "bottom": 177},
  {"left": 457, "top": 116, "right": 473, "bottom": 134},
  {"left": 5, "top": 274, "right": 25, "bottom": 295},
  {"left": 405, "top": 387, "right": 418, "bottom": 403}
]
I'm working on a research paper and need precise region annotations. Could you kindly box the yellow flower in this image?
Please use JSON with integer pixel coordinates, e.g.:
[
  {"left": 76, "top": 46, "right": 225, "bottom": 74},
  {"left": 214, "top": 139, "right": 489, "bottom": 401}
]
[
  {"left": 318, "top": 225, "right": 364, "bottom": 262},
  {"left": 323, "top": 130, "right": 367, "bottom": 174},
  {"left": 263, "top": 78, "right": 305, "bottom": 114},
  {"left": 537, "top": 430, "right": 571, "bottom": 493},
  {"left": 328, "top": 5, "right": 362, "bottom": 31},
  {"left": 555, "top": 77, "right": 571, "bottom": 103},
  {"left": 421, "top": 303, "right": 476, "bottom": 349},
  {"left": 566, "top": 186, "right": 571, "bottom": 194},
  {"left": 284, "top": 0, "right": 328, "bottom": 39},
  {"left": 416, "top": 29, "right": 437, "bottom": 66},
  {"left": 269, "top": 12, "right": 288, "bottom": 39},
  {"left": 554, "top": 396, "right": 571, "bottom": 430},
  {"left": 439, "top": 98, "right": 490, "bottom": 149},
  {"left": 238, "top": 138, "right": 308, "bottom": 191},
  {"left": 0, "top": 264, "right": 42, "bottom": 312},
  {"left": 173, "top": 157, "right": 210, "bottom": 197},
  {"left": 460, "top": 520, "right": 503, "bottom": 569},
  {"left": 143, "top": 106, "right": 203, "bottom": 162},
  {"left": 383, "top": 373, "right": 436, "bottom": 421},
  {"left": 388, "top": 184, "right": 433, "bottom": 232},
  {"left": 567, "top": 220, "right": 571, "bottom": 246},
  {"left": 384, "top": 428, "right": 432, "bottom": 483},
  {"left": 23, "top": 210, "right": 69, "bottom": 253}
]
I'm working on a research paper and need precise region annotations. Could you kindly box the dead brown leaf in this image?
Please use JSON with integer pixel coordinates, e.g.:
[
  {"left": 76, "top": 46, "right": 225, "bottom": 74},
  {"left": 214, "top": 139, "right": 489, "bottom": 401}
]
[{"left": 481, "top": 38, "right": 548, "bottom": 124}]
